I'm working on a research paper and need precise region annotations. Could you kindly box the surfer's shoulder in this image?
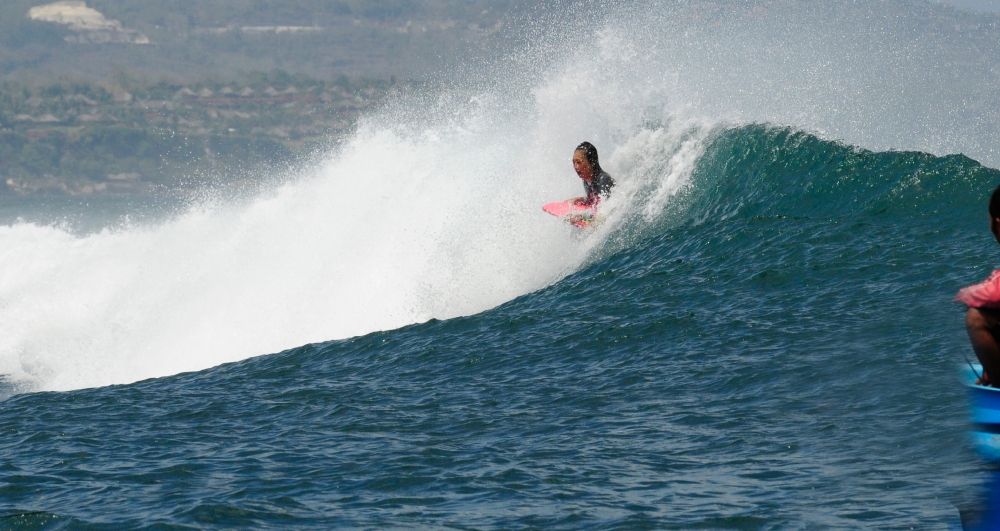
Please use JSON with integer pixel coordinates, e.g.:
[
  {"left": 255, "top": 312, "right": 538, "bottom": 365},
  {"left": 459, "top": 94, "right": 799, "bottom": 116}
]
[
  {"left": 594, "top": 170, "right": 615, "bottom": 196},
  {"left": 598, "top": 170, "right": 614, "bottom": 186}
]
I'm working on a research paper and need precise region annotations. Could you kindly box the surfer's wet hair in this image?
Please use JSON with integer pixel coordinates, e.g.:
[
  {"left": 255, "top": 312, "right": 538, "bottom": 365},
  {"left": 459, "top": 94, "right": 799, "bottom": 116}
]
[
  {"left": 575, "top": 141, "right": 604, "bottom": 175},
  {"left": 991, "top": 183, "right": 1000, "bottom": 219}
]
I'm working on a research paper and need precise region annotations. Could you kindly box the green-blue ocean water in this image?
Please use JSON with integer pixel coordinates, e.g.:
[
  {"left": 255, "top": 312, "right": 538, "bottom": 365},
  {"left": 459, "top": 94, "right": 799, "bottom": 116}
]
[{"left": 1, "top": 124, "right": 997, "bottom": 529}]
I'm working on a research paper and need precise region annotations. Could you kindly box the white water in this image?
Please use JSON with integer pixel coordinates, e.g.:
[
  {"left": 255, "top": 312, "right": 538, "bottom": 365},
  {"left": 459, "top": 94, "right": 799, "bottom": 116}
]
[
  {"left": 0, "top": 73, "right": 708, "bottom": 392},
  {"left": 3, "top": 0, "right": 995, "bottom": 392}
]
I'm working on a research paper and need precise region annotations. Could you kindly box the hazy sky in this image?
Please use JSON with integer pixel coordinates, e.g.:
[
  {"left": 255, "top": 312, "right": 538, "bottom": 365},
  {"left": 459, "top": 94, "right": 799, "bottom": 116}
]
[{"left": 940, "top": 0, "right": 1000, "bottom": 12}]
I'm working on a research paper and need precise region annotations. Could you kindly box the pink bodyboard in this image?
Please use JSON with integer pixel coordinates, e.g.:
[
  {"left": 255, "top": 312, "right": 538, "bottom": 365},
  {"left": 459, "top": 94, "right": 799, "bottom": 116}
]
[
  {"left": 542, "top": 201, "right": 597, "bottom": 228},
  {"left": 542, "top": 201, "right": 592, "bottom": 217}
]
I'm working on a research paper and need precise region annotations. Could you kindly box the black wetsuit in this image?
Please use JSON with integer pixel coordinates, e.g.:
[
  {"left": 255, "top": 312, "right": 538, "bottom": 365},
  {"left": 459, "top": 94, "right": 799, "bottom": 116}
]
[{"left": 583, "top": 170, "right": 615, "bottom": 206}]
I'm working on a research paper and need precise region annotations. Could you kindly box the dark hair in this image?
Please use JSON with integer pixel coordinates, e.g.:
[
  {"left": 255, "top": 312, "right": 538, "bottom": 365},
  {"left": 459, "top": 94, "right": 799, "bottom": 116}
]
[
  {"left": 575, "top": 141, "right": 603, "bottom": 175},
  {"left": 991, "top": 184, "right": 1000, "bottom": 219}
]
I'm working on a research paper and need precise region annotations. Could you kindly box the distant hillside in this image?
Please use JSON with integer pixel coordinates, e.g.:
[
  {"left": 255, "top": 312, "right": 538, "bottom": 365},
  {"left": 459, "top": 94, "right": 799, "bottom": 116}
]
[
  {"left": 0, "top": 71, "right": 409, "bottom": 195},
  {"left": 2, "top": 0, "right": 998, "bottom": 84},
  {"left": 0, "top": 0, "right": 543, "bottom": 82},
  {"left": 0, "top": 0, "right": 557, "bottom": 196}
]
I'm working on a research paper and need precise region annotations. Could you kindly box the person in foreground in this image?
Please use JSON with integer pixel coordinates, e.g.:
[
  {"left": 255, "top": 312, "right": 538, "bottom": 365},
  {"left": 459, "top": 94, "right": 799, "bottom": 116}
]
[
  {"left": 568, "top": 141, "right": 614, "bottom": 207},
  {"left": 957, "top": 184, "right": 1000, "bottom": 386}
]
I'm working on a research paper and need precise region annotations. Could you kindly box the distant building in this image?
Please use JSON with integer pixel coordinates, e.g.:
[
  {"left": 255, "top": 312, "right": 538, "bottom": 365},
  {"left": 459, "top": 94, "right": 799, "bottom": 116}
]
[{"left": 28, "top": 1, "right": 150, "bottom": 44}]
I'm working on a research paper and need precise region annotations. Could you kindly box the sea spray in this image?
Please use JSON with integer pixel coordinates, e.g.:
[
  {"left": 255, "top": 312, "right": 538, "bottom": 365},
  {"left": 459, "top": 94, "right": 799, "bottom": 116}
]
[{"left": 0, "top": 82, "right": 713, "bottom": 392}]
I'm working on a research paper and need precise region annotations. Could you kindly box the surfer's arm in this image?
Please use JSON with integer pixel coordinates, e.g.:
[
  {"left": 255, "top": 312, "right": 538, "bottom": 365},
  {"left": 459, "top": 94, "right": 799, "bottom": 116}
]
[{"left": 967, "top": 307, "right": 1000, "bottom": 386}]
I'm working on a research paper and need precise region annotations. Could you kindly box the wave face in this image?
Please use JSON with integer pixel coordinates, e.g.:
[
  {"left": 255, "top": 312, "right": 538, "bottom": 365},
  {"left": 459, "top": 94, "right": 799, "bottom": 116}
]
[{"left": 2, "top": 0, "right": 1000, "bottom": 528}]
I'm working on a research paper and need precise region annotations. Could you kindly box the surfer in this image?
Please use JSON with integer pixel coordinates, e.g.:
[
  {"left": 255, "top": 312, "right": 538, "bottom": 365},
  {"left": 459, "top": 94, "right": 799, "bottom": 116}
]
[
  {"left": 541, "top": 142, "right": 615, "bottom": 228},
  {"left": 569, "top": 141, "right": 614, "bottom": 207},
  {"left": 956, "top": 184, "right": 1000, "bottom": 387}
]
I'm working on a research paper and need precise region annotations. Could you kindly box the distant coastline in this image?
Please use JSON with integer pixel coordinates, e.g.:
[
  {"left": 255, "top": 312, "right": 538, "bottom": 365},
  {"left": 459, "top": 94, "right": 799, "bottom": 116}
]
[
  {"left": 0, "top": 0, "right": 517, "bottom": 195},
  {"left": 0, "top": 72, "right": 405, "bottom": 195},
  {"left": 2, "top": 0, "right": 999, "bottom": 194}
]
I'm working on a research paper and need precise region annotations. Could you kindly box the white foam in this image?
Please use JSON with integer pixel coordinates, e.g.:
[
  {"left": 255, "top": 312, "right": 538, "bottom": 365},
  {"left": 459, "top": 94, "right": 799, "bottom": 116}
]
[{"left": 0, "top": 79, "right": 708, "bottom": 392}]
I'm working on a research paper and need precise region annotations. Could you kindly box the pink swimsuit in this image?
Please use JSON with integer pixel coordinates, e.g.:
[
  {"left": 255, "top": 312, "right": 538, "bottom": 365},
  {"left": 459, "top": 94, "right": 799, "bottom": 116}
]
[{"left": 956, "top": 270, "right": 1000, "bottom": 308}]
